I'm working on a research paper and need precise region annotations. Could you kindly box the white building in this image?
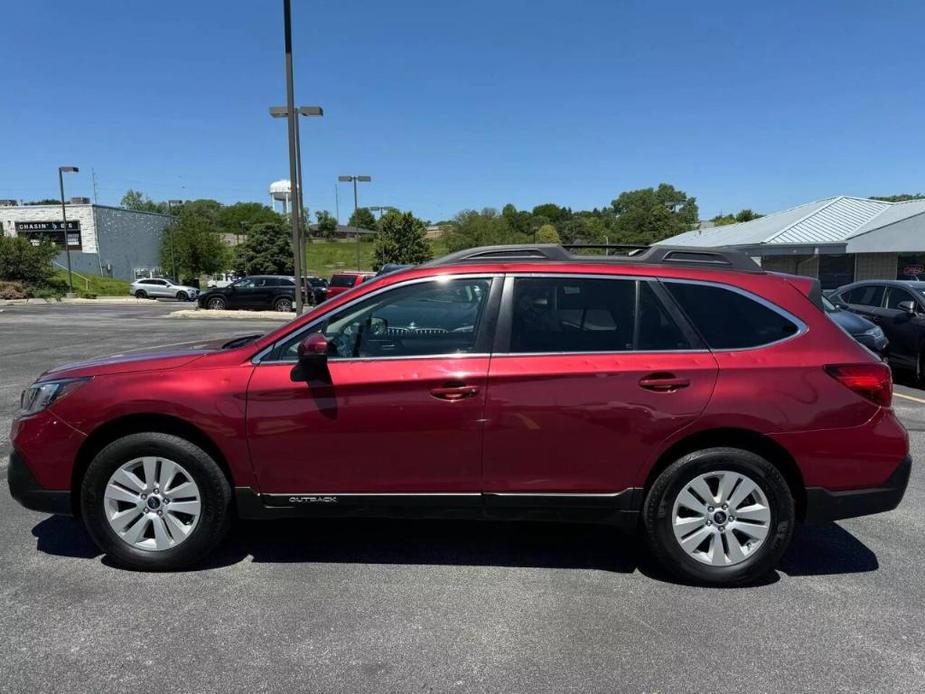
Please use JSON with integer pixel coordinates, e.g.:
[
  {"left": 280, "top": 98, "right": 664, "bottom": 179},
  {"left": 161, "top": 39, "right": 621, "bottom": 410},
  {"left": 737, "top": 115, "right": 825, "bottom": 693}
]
[
  {"left": 0, "top": 202, "right": 172, "bottom": 281},
  {"left": 658, "top": 196, "right": 925, "bottom": 289}
]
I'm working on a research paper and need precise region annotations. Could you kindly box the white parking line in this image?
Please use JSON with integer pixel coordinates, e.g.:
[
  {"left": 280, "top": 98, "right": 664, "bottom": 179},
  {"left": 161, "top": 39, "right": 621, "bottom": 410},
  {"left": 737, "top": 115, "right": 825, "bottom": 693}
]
[{"left": 894, "top": 392, "right": 925, "bottom": 405}]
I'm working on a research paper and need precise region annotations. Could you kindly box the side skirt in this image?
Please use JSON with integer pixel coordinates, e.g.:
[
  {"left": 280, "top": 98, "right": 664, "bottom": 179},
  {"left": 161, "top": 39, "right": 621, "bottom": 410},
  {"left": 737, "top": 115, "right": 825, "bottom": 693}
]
[{"left": 234, "top": 488, "right": 642, "bottom": 527}]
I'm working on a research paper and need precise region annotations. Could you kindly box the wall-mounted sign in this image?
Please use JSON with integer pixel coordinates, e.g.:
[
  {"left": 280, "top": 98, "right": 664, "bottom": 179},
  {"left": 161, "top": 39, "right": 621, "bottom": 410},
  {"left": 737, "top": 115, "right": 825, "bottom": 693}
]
[{"left": 15, "top": 220, "right": 82, "bottom": 250}]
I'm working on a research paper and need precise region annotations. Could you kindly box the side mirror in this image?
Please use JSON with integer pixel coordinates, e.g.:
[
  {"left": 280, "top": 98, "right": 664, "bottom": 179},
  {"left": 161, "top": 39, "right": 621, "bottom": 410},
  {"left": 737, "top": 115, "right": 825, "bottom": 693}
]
[
  {"left": 898, "top": 300, "right": 917, "bottom": 315},
  {"left": 292, "top": 332, "right": 330, "bottom": 382}
]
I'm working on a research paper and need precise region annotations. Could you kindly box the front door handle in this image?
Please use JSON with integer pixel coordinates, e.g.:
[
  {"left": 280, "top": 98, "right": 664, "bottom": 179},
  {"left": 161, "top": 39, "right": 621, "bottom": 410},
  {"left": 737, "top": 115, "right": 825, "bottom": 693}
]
[
  {"left": 430, "top": 384, "right": 480, "bottom": 401},
  {"left": 639, "top": 373, "right": 690, "bottom": 392}
]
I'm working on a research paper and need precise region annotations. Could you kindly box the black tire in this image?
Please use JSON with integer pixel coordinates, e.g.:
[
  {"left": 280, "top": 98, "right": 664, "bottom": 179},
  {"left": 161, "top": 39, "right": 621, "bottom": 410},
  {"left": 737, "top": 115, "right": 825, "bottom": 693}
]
[
  {"left": 206, "top": 296, "right": 226, "bottom": 310},
  {"left": 80, "top": 433, "right": 232, "bottom": 571},
  {"left": 643, "top": 447, "right": 794, "bottom": 586},
  {"left": 273, "top": 296, "right": 293, "bottom": 312},
  {"left": 134, "top": 289, "right": 147, "bottom": 299},
  {"left": 176, "top": 291, "right": 188, "bottom": 302}
]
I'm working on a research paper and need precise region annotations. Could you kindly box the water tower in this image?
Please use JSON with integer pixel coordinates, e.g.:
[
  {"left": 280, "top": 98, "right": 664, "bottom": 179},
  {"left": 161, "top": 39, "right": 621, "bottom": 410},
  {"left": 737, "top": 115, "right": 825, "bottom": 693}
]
[{"left": 269, "top": 179, "right": 292, "bottom": 214}]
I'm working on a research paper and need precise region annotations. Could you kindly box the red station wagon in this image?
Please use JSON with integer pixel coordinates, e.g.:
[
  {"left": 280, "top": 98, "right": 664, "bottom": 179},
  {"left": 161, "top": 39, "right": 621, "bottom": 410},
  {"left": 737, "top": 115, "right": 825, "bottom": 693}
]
[{"left": 9, "top": 245, "right": 911, "bottom": 584}]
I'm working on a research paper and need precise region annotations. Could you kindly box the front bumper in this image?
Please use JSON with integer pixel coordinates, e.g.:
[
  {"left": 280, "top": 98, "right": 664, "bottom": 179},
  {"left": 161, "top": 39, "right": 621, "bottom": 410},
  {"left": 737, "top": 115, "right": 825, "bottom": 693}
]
[
  {"left": 7, "top": 449, "right": 72, "bottom": 515},
  {"left": 804, "top": 455, "right": 911, "bottom": 524}
]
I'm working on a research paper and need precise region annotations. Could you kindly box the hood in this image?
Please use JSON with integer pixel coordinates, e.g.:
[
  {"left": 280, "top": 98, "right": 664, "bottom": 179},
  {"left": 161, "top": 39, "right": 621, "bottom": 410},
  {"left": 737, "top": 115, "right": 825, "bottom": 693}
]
[
  {"left": 39, "top": 336, "right": 246, "bottom": 380},
  {"left": 828, "top": 308, "right": 877, "bottom": 335}
]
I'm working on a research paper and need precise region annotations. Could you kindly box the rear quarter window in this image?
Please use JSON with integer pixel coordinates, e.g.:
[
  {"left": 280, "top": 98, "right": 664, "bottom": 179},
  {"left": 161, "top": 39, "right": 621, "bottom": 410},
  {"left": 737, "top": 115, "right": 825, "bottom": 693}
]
[
  {"left": 665, "top": 282, "right": 799, "bottom": 349},
  {"left": 330, "top": 274, "right": 356, "bottom": 288}
]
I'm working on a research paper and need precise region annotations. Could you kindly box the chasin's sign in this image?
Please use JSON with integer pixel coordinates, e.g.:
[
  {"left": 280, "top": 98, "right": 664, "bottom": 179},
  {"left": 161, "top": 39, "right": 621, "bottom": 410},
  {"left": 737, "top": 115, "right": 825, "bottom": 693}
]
[{"left": 15, "top": 220, "right": 82, "bottom": 250}]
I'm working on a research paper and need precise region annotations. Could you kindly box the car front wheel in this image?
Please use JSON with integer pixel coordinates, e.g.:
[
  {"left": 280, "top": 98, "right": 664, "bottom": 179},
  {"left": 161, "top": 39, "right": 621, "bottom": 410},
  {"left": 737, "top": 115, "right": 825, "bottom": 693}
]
[
  {"left": 80, "top": 433, "right": 231, "bottom": 570},
  {"left": 176, "top": 291, "right": 188, "bottom": 302},
  {"left": 643, "top": 447, "right": 794, "bottom": 586}
]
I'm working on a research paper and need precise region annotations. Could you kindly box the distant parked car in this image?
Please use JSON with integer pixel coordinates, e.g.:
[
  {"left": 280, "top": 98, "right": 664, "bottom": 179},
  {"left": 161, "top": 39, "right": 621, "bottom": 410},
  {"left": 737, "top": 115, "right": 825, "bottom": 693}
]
[
  {"left": 822, "top": 295, "right": 887, "bottom": 357},
  {"left": 303, "top": 276, "right": 328, "bottom": 305},
  {"left": 197, "top": 275, "right": 302, "bottom": 312},
  {"left": 326, "top": 271, "right": 374, "bottom": 299},
  {"left": 829, "top": 280, "right": 925, "bottom": 377},
  {"left": 130, "top": 278, "right": 199, "bottom": 302}
]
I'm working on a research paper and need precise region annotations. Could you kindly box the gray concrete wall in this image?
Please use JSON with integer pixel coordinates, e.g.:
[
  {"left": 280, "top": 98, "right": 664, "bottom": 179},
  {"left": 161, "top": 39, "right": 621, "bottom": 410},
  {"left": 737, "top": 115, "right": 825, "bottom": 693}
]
[
  {"left": 95, "top": 207, "right": 170, "bottom": 280},
  {"left": 760, "top": 255, "right": 819, "bottom": 277}
]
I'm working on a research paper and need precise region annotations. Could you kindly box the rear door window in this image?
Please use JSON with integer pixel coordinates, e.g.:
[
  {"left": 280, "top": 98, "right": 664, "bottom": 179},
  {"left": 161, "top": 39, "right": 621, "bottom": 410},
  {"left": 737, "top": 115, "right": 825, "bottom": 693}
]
[
  {"left": 842, "top": 285, "right": 885, "bottom": 307},
  {"left": 664, "top": 282, "right": 799, "bottom": 349},
  {"left": 508, "top": 277, "right": 691, "bottom": 353},
  {"left": 330, "top": 274, "right": 356, "bottom": 288}
]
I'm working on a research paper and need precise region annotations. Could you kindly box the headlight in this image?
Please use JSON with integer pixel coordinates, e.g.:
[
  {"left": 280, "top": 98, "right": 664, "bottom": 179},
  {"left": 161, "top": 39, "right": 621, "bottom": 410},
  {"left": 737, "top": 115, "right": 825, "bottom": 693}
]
[{"left": 18, "top": 378, "right": 91, "bottom": 417}]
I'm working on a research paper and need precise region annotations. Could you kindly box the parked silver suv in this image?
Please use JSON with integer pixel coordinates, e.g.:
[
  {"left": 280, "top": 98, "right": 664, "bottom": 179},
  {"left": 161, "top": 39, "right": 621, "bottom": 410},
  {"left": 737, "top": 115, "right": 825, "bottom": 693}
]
[{"left": 130, "top": 278, "right": 199, "bottom": 301}]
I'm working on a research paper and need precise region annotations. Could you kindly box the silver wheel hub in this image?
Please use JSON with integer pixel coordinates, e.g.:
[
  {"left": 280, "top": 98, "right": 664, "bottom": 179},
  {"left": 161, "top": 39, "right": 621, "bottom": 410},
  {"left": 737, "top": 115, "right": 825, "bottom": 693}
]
[
  {"left": 671, "top": 470, "right": 771, "bottom": 566},
  {"left": 103, "top": 457, "right": 202, "bottom": 552}
]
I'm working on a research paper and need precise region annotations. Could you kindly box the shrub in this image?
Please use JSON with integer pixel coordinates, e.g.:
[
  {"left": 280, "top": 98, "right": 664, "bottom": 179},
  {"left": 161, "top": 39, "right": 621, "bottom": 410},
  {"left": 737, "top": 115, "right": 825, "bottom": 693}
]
[
  {"left": 0, "top": 236, "right": 58, "bottom": 285},
  {"left": 0, "top": 280, "right": 27, "bottom": 300}
]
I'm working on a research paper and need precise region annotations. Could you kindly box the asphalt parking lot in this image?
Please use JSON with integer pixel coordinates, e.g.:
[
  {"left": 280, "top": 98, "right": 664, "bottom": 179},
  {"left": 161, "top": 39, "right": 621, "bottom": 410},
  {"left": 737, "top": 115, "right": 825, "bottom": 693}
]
[{"left": 1, "top": 302, "right": 923, "bottom": 692}]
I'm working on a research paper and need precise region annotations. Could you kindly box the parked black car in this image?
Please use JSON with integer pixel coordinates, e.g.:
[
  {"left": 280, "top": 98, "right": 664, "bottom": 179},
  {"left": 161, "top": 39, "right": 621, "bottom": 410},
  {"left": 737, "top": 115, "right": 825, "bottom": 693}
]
[
  {"left": 303, "top": 276, "right": 328, "bottom": 305},
  {"left": 197, "top": 275, "right": 301, "bottom": 312},
  {"left": 822, "top": 295, "right": 887, "bottom": 357},
  {"left": 829, "top": 280, "right": 925, "bottom": 376}
]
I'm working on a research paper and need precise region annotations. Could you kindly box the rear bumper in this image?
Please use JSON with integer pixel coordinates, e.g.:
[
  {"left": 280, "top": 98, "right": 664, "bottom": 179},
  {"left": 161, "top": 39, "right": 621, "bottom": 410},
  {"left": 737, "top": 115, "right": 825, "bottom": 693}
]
[
  {"left": 7, "top": 449, "right": 72, "bottom": 516},
  {"left": 803, "top": 455, "right": 911, "bottom": 524}
]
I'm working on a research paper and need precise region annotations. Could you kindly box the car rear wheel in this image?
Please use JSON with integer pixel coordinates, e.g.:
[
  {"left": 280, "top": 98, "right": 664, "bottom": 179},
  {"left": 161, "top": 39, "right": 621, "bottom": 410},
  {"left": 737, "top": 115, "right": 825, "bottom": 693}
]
[
  {"left": 176, "top": 291, "right": 188, "bottom": 302},
  {"left": 134, "top": 290, "right": 147, "bottom": 299},
  {"left": 80, "top": 433, "right": 231, "bottom": 570},
  {"left": 273, "top": 296, "right": 293, "bottom": 312},
  {"left": 206, "top": 296, "right": 226, "bottom": 310},
  {"left": 643, "top": 447, "right": 794, "bottom": 586}
]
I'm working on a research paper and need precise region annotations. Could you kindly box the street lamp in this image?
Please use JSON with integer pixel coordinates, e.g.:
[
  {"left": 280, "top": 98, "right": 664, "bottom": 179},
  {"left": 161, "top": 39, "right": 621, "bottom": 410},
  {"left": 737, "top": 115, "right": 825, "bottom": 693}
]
[
  {"left": 271, "top": 0, "right": 323, "bottom": 315},
  {"left": 58, "top": 166, "right": 79, "bottom": 296},
  {"left": 270, "top": 104, "right": 323, "bottom": 299},
  {"left": 338, "top": 175, "right": 372, "bottom": 269},
  {"left": 166, "top": 199, "right": 182, "bottom": 281}
]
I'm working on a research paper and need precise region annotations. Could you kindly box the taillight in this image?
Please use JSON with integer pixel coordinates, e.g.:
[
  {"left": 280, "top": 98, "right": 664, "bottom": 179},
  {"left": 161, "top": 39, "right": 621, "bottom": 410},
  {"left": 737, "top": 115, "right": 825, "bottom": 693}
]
[{"left": 824, "top": 363, "right": 892, "bottom": 407}]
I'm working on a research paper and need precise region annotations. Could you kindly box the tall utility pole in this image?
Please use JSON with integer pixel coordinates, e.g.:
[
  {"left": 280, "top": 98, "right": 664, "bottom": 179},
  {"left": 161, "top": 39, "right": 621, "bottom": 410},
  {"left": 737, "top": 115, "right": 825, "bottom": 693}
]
[
  {"left": 282, "top": 0, "right": 304, "bottom": 314},
  {"left": 58, "top": 166, "right": 79, "bottom": 296},
  {"left": 338, "top": 175, "right": 371, "bottom": 269}
]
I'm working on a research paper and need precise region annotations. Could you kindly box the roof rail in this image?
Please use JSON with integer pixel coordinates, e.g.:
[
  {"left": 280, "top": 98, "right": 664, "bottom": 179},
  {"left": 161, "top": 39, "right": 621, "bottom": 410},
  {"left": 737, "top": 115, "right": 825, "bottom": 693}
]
[{"left": 422, "top": 244, "right": 762, "bottom": 273}]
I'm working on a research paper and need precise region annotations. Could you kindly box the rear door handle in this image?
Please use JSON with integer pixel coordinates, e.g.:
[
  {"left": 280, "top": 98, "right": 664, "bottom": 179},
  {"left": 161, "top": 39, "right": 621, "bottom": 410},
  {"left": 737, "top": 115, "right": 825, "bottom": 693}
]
[
  {"left": 639, "top": 373, "right": 690, "bottom": 392},
  {"left": 430, "top": 384, "right": 480, "bottom": 401}
]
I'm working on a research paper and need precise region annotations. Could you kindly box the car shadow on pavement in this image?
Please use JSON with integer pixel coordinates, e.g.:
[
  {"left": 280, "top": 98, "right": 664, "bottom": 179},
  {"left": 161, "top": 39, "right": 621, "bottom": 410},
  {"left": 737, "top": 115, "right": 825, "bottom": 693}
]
[{"left": 30, "top": 515, "right": 878, "bottom": 584}]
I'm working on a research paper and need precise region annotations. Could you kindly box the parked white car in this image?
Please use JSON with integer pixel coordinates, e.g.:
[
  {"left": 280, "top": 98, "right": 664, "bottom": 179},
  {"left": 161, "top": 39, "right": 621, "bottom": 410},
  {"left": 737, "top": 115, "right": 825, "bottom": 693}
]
[{"left": 130, "top": 278, "right": 199, "bottom": 301}]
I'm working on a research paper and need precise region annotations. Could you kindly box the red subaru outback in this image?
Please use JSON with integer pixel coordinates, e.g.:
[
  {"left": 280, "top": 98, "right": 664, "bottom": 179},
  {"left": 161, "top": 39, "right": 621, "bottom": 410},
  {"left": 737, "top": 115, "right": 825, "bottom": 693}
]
[{"left": 9, "top": 245, "right": 911, "bottom": 584}]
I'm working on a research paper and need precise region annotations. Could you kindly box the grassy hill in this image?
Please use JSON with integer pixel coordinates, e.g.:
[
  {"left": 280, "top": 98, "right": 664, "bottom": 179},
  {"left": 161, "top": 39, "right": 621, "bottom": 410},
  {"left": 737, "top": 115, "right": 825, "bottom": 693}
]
[{"left": 303, "top": 239, "right": 448, "bottom": 278}]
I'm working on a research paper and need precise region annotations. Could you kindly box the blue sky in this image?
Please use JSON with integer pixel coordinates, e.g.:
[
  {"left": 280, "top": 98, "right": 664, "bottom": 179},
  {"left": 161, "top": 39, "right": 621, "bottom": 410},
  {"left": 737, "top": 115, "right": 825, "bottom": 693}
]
[{"left": 2, "top": 0, "right": 924, "bottom": 223}]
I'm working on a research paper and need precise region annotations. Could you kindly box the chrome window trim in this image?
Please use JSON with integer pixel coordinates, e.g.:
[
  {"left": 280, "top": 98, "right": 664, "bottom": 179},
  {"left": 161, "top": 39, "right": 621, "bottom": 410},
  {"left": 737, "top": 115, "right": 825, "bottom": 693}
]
[{"left": 252, "top": 273, "right": 501, "bottom": 365}]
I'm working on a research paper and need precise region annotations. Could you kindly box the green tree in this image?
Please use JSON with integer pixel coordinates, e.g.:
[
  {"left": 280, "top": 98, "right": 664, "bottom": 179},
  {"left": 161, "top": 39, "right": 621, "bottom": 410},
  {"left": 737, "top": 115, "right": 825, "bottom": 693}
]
[
  {"left": 610, "top": 183, "right": 699, "bottom": 244},
  {"left": 315, "top": 210, "right": 338, "bottom": 240},
  {"left": 233, "top": 221, "right": 293, "bottom": 275},
  {"left": 373, "top": 210, "right": 432, "bottom": 269},
  {"left": 348, "top": 207, "right": 377, "bottom": 231},
  {"left": 531, "top": 203, "right": 572, "bottom": 226},
  {"left": 870, "top": 193, "right": 925, "bottom": 202},
  {"left": 711, "top": 208, "right": 763, "bottom": 226},
  {"left": 0, "top": 236, "right": 58, "bottom": 285},
  {"left": 217, "top": 202, "right": 283, "bottom": 238},
  {"left": 535, "top": 224, "right": 560, "bottom": 244},
  {"left": 159, "top": 200, "right": 228, "bottom": 279},
  {"left": 501, "top": 203, "right": 531, "bottom": 238},
  {"left": 445, "top": 208, "right": 518, "bottom": 252},
  {"left": 121, "top": 189, "right": 163, "bottom": 213}
]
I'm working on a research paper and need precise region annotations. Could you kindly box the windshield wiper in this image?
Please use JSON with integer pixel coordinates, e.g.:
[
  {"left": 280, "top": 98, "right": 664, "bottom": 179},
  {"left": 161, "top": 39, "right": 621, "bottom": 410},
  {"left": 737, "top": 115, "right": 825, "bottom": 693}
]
[{"left": 222, "top": 334, "right": 263, "bottom": 349}]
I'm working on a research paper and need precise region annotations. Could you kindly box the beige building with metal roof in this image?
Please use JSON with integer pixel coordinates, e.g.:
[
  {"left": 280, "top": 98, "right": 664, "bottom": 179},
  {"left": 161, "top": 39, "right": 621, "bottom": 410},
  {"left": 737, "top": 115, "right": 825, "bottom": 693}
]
[{"left": 658, "top": 196, "right": 925, "bottom": 288}]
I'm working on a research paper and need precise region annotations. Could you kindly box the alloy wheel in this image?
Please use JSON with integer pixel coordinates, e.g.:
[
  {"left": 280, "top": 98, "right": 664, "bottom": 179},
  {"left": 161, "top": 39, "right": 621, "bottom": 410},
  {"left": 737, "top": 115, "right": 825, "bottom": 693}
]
[
  {"left": 103, "top": 457, "right": 202, "bottom": 551},
  {"left": 207, "top": 297, "right": 225, "bottom": 310},
  {"left": 671, "top": 470, "right": 771, "bottom": 566},
  {"left": 275, "top": 298, "right": 292, "bottom": 312}
]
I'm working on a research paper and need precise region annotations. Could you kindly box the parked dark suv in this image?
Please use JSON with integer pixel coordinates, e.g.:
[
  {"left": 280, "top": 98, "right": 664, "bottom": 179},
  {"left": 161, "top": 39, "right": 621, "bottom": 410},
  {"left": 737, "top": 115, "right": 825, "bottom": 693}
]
[
  {"left": 10, "top": 245, "right": 910, "bottom": 585},
  {"left": 197, "top": 275, "right": 301, "bottom": 312},
  {"left": 829, "top": 280, "right": 925, "bottom": 377}
]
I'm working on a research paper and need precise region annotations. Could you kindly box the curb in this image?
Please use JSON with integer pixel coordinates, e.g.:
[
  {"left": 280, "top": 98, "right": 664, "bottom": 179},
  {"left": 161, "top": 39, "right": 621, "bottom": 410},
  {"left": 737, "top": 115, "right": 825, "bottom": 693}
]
[{"left": 169, "top": 309, "right": 293, "bottom": 321}]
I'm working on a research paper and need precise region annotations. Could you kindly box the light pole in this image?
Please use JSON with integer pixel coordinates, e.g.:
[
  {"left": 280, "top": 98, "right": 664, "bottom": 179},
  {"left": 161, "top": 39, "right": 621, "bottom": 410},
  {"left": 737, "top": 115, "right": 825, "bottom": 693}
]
[
  {"left": 58, "top": 166, "right": 79, "bottom": 296},
  {"left": 270, "top": 104, "right": 322, "bottom": 293},
  {"left": 166, "top": 199, "right": 182, "bottom": 281},
  {"left": 338, "top": 175, "right": 371, "bottom": 269}
]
